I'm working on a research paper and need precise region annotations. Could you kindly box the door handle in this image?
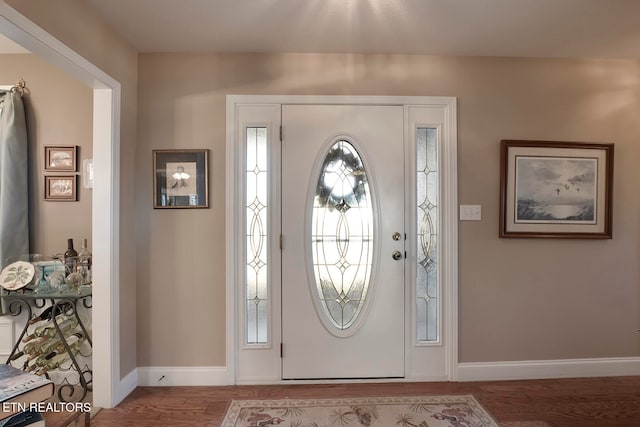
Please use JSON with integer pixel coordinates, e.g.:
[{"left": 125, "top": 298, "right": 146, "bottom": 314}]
[{"left": 392, "top": 250, "right": 403, "bottom": 260}]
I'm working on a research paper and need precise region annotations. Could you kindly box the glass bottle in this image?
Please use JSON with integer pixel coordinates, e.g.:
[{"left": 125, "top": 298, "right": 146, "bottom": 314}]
[
  {"left": 41, "top": 319, "right": 77, "bottom": 338},
  {"left": 23, "top": 336, "right": 47, "bottom": 354},
  {"left": 77, "top": 238, "right": 92, "bottom": 283},
  {"left": 64, "top": 238, "right": 78, "bottom": 274},
  {"left": 40, "top": 331, "right": 83, "bottom": 354},
  {"left": 24, "top": 317, "right": 74, "bottom": 342},
  {"left": 9, "top": 350, "right": 25, "bottom": 361},
  {"left": 28, "top": 302, "right": 72, "bottom": 324},
  {"left": 33, "top": 350, "right": 73, "bottom": 374},
  {"left": 39, "top": 336, "right": 62, "bottom": 355},
  {"left": 37, "top": 336, "right": 84, "bottom": 365}
]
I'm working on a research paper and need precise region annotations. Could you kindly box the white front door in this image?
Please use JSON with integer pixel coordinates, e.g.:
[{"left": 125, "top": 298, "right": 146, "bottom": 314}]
[{"left": 281, "top": 105, "right": 405, "bottom": 379}]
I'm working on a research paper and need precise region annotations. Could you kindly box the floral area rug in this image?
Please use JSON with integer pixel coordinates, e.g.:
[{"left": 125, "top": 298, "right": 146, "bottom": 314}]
[{"left": 221, "top": 395, "right": 500, "bottom": 426}]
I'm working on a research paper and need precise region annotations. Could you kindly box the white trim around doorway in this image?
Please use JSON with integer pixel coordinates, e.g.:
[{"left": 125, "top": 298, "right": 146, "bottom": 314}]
[
  {"left": 0, "top": 2, "right": 123, "bottom": 407},
  {"left": 226, "top": 95, "right": 458, "bottom": 384}
]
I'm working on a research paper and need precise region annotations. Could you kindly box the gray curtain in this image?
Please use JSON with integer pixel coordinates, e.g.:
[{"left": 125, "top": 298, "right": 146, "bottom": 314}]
[{"left": 0, "top": 90, "right": 29, "bottom": 267}]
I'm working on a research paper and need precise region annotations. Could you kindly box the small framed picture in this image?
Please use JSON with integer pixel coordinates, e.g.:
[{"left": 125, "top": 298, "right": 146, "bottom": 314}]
[
  {"left": 500, "top": 140, "right": 614, "bottom": 238},
  {"left": 153, "top": 149, "right": 209, "bottom": 208},
  {"left": 44, "top": 175, "right": 77, "bottom": 201},
  {"left": 44, "top": 145, "right": 77, "bottom": 171}
]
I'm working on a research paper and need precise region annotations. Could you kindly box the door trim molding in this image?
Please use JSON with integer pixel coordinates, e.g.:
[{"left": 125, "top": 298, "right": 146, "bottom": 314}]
[
  {"left": 226, "top": 95, "right": 458, "bottom": 384},
  {"left": 0, "top": 2, "right": 122, "bottom": 406}
]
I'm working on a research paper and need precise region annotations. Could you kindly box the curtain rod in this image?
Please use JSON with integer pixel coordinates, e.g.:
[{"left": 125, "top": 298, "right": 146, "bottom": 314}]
[{"left": 10, "top": 78, "right": 26, "bottom": 95}]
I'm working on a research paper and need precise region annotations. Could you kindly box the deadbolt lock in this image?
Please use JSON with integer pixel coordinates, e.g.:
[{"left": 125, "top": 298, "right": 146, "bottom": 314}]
[
  {"left": 392, "top": 250, "right": 403, "bottom": 260},
  {"left": 392, "top": 232, "right": 402, "bottom": 241}
]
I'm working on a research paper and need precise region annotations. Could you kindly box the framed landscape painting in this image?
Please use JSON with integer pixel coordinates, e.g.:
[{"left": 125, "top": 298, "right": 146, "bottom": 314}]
[
  {"left": 500, "top": 140, "right": 613, "bottom": 238},
  {"left": 44, "top": 175, "right": 77, "bottom": 201},
  {"left": 44, "top": 145, "right": 77, "bottom": 171}
]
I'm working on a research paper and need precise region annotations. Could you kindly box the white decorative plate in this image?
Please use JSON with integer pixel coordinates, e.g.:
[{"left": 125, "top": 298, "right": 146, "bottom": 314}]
[{"left": 0, "top": 261, "right": 35, "bottom": 290}]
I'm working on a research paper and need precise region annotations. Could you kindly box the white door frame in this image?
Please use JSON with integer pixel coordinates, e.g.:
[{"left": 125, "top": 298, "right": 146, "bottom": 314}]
[
  {"left": 0, "top": 2, "right": 123, "bottom": 407},
  {"left": 226, "top": 95, "right": 458, "bottom": 384}
]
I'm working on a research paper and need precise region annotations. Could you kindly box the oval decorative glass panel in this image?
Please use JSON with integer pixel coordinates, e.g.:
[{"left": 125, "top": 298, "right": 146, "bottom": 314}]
[{"left": 311, "top": 140, "right": 374, "bottom": 333}]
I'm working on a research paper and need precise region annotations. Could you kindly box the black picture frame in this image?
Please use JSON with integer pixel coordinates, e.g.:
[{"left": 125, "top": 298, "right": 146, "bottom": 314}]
[{"left": 153, "top": 149, "right": 209, "bottom": 209}]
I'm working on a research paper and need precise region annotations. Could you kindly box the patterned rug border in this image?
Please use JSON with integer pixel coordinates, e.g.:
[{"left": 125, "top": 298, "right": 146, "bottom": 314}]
[{"left": 221, "top": 394, "right": 500, "bottom": 426}]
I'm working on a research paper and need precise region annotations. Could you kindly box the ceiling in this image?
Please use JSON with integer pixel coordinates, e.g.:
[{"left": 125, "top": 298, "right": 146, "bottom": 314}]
[
  {"left": 82, "top": 0, "right": 640, "bottom": 59},
  {"left": 2, "top": 0, "right": 640, "bottom": 59}
]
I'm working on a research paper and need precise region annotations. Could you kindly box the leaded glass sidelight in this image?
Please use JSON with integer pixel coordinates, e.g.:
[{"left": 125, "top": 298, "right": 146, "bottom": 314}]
[
  {"left": 416, "top": 128, "right": 439, "bottom": 342},
  {"left": 311, "top": 140, "right": 374, "bottom": 332},
  {"left": 246, "top": 127, "right": 268, "bottom": 344}
]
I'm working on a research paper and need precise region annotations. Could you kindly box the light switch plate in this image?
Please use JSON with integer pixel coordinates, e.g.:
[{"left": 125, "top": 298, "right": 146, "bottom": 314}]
[{"left": 460, "top": 205, "right": 482, "bottom": 221}]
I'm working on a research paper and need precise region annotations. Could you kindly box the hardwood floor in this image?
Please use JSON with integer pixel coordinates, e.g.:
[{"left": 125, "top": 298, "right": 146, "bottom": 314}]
[{"left": 91, "top": 376, "right": 640, "bottom": 426}]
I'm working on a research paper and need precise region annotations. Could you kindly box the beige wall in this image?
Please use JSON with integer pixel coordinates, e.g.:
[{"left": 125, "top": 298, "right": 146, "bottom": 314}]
[
  {"left": 138, "top": 53, "right": 640, "bottom": 366},
  {"left": 0, "top": 54, "right": 92, "bottom": 256},
  {"left": 5, "top": 0, "right": 139, "bottom": 377},
  {"left": 5, "top": 0, "right": 639, "bottom": 373}
]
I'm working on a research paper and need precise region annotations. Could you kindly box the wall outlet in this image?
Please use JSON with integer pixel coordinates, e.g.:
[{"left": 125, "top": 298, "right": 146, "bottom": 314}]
[{"left": 459, "top": 205, "right": 482, "bottom": 221}]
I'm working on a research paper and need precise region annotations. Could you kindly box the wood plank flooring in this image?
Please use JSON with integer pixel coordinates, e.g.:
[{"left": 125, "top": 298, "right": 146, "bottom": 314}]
[{"left": 91, "top": 376, "right": 640, "bottom": 426}]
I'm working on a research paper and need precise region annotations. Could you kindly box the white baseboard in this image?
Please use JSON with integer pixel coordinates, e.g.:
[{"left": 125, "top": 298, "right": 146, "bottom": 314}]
[
  {"left": 457, "top": 356, "right": 640, "bottom": 381},
  {"left": 128, "top": 358, "right": 640, "bottom": 390},
  {"left": 137, "top": 366, "right": 228, "bottom": 386}
]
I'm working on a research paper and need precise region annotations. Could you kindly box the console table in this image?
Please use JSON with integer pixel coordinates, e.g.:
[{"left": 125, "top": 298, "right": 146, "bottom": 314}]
[{"left": 2, "top": 287, "right": 93, "bottom": 402}]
